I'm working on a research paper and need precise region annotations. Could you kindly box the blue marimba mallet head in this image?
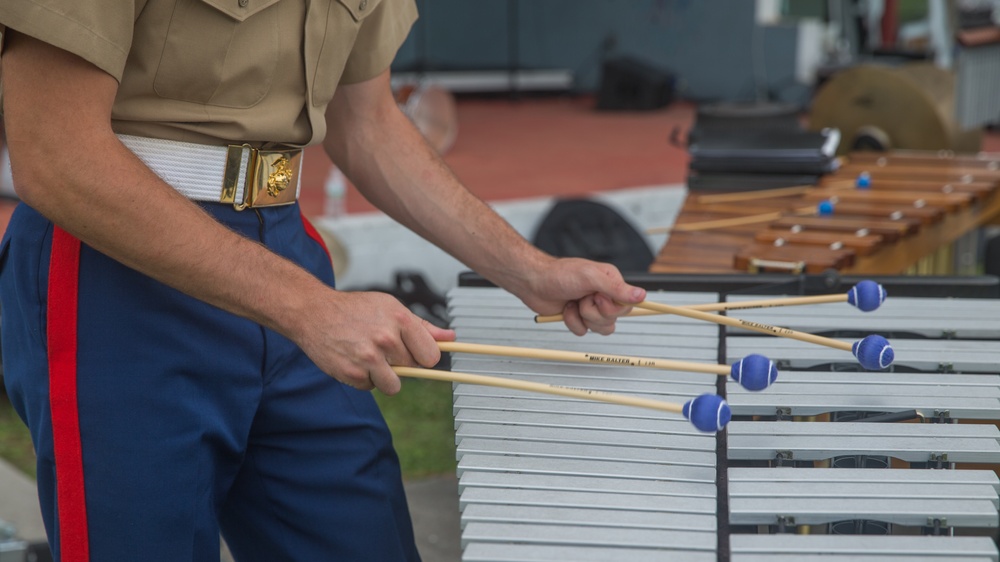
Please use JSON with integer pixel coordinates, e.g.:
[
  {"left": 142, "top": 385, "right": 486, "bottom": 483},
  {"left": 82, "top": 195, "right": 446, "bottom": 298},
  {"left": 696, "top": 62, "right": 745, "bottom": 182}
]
[
  {"left": 847, "top": 280, "right": 887, "bottom": 312},
  {"left": 683, "top": 393, "right": 731, "bottom": 433},
  {"left": 852, "top": 334, "right": 894, "bottom": 370},
  {"left": 729, "top": 353, "right": 779, "bottom": 391}
]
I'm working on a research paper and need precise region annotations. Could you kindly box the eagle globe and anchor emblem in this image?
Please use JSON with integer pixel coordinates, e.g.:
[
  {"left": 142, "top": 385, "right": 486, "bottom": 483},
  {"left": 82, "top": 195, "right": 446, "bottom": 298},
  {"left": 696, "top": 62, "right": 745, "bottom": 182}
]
[{"left": 266, "top": 156, "right": 294, "bottom": 198}]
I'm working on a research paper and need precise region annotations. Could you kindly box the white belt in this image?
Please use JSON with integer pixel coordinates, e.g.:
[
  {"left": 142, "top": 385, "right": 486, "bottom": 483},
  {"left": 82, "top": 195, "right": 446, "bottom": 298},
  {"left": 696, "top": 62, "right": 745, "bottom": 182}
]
[{"left": 118, "top": 134, "right": 303, "bottom": 210}]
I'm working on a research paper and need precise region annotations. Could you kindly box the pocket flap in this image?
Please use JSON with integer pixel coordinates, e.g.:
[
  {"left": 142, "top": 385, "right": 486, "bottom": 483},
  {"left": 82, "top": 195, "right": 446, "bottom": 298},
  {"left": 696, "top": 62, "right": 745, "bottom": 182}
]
[
  {"left": 200, "top": 0, "right": 283, "bottom": 22},
  {"left": 335, "top": 0, "right": 384, "bottom": 22}
]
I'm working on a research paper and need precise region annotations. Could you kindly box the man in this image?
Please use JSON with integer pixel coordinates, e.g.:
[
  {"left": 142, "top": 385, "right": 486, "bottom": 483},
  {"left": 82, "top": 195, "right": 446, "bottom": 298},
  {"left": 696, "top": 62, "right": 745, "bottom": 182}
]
[{"left": 0, "top": 1, "right": 645, "bottom": 561}]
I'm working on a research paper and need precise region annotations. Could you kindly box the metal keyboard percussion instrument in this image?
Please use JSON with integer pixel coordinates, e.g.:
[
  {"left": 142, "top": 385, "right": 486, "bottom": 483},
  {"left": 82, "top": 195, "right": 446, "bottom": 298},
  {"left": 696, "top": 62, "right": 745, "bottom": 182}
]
[{"left": 446, "top": 276, "right": 1000, "bottom": 561}]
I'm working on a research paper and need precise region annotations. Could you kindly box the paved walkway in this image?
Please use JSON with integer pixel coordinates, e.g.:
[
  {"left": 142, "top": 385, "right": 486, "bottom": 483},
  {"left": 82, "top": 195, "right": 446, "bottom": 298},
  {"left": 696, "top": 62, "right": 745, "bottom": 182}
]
[
  {"left": 0, "top": 458, "right": 45, "bottom": 542},
  {"left": 405, "top": 475, "right": 463, "bottom": 562}
]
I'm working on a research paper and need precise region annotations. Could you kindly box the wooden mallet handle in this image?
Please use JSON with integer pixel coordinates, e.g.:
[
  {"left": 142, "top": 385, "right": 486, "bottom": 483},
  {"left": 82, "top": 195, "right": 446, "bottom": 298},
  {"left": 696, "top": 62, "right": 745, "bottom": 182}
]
[
  {"left": 534, "top": 280, "right": 885, "bottom": 323},
  {"left": 438, "top": 341, "right": 730, "bottom": 376},
  {"left": 393, "top": 366, "right": 684, "bottom": 414},
  {"left": 634, "top": 300, "right": 853, "bottom": 351},
  {"left": 394, "top": 366, "right": 735, "bottom": 430},
  {"left": 535, "top": 293, "right": 847, "bottom": 323}
]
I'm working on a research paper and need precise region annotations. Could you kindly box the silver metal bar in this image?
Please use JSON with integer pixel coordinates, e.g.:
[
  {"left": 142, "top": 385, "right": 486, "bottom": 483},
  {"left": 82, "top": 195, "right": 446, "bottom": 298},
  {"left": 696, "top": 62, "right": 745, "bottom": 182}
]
[
  {"left": 730, "top": 467, "right": 1000, "bottom": 493},
  {"left": 730, "top": 374, "right": 1000, "bottom": 394},
  {"left": 456, "top": 437, "right": 715, "bottom": 467},
  {"left": 460, "top": 503, "right": 717, "bottom": 532},
  {"left": 456, "top": 422, "right": 711, "bottom": 452},
  {"left": 463, "top": 542, "right": 717, "bottom": 562},
  {"left": 728, "top": 421, "right": 1000, "bottom": 463},
  {"left": 458, "top": 487, "right": 715, "bottom": 516},
  {"left": 730, "top": 497, "right": 997, "bottom": 527},
  {"left": 727, "top": 393, "right": 1000, "bottom": 420},
  {"left": 730, "top": 534, "right": 999, "bottom": 561},
  {"left": 458, "top": 471, "right": 717, "bottom": 498},
  {"left": 460, "top": 522, "right": 716, "bottom": 551},
  {"left": 456, "top": 454, "right": 717, "bottom": 484}
]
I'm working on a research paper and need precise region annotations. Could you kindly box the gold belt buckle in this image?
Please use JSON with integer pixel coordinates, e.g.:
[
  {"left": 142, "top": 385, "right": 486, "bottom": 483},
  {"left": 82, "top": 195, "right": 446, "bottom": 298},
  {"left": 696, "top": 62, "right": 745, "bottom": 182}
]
[{"left": 220, "top": 145, "right": 302, "bottom": 210}]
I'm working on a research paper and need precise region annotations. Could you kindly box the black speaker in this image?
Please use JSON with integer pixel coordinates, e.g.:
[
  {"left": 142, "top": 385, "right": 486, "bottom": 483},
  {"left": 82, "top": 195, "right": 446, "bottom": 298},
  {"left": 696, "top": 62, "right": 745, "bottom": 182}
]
[
  {"left": 596, "top": 56, "right": 675, "bottom": 111},
  {"left": 985, "top": 233, "right": 1000, "bottom": 278},
  {"left": 532, "top": 198, "right": 654, "bottom": 272}
]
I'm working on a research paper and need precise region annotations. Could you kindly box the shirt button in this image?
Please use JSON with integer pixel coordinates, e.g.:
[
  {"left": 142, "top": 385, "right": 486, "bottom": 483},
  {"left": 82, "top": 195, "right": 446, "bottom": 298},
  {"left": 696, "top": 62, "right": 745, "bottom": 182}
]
[
  {"left": 359, "top": 0, "right": 368, "bottom": 10},
  {"left": 238, "top": 0, "right": 248, "bottom": 6}
]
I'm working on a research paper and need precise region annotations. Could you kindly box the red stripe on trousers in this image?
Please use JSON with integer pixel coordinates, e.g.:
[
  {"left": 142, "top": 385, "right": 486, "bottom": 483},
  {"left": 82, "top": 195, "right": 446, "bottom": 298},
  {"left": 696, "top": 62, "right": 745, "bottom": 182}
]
[
  {"left": 47, "top": 226, "right": 89, "bottom": 561},
  {"left": 300, "top": 213, "right": 332, "bottom": 262}
]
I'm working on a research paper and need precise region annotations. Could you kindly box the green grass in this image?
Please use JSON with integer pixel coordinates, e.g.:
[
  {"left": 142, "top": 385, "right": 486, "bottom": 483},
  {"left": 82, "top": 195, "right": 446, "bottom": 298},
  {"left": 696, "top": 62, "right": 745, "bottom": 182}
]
[
  {"left": 0, "top": 393, "right": 35, "bottom": 478},
  {"left": 0, "top": 379, "right": 456, "bottom": 482},
  {"left": 374, "top": 378, "right": 458, "bottom": 479}
]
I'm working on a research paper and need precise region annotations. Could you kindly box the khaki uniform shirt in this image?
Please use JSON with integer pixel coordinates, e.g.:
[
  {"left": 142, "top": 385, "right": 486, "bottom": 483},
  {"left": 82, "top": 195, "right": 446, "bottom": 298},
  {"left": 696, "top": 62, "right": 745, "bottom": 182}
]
[{"left": 0, "top": 0, "right": 417, "bottom": 148}]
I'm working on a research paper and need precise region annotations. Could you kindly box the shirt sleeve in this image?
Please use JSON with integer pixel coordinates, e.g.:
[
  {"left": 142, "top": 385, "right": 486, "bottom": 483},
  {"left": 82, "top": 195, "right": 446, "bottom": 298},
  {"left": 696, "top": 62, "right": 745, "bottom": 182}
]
[
  {"left": 339, "top": 0, "right": 417, "bottom": 85},
  {"left": 0, "top": 0, "right": 134, "bottom": 81}
]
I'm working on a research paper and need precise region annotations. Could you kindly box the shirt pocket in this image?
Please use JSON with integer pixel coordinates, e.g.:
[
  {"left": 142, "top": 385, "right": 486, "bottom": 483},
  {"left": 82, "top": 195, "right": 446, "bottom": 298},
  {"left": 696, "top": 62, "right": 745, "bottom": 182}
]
[
  {"left": 153, "top": 0, "right": 283, "bottom": 108},
  {"left": 310, "top": 0, "right": 384, "bottom": 108}
]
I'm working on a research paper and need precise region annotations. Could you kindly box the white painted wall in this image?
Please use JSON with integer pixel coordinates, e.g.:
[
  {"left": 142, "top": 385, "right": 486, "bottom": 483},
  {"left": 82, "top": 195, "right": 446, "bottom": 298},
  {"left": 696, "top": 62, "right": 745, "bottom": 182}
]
[{"left": 314, "top": 184, "right": 686, "bottom": 295}]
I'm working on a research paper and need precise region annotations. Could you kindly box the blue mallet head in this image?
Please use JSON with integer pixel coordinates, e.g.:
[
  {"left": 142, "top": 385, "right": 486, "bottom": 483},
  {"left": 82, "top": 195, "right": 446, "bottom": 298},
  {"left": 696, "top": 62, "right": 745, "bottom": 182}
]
[
  {"left": 847, "top": 280, "right": 887, "bottom": 312},
  {"left": 683, "top": 393, "right": 731, "bottom": 433},
  {"left": 729, "top": 353, "right": 779, "bottom": 391},
  {"left": 817, "top": 200, "right": 835, "bottom": 215},
  {"left": 852, "top": 334, "right": 894, "bottom": 370}
]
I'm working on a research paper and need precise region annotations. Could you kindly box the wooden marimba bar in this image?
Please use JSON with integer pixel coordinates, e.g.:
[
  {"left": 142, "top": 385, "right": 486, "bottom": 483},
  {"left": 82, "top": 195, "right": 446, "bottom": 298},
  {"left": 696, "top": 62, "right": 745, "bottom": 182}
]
[
  {"left": 651, "top": 150, "right": 1000, "bottom": 277},
  {"left": 445, "top": 276, "right": 1000, "bottom": 561}
]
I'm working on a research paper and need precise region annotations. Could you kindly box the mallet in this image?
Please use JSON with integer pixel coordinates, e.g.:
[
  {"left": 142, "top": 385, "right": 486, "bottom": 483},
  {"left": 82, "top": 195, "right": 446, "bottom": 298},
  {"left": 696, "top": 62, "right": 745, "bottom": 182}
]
[
  {"left": 393, "top": 366, "right": 731, "bottom": 433},
  {"left": 534, "top": 280, "right": 887, "bottom": 322},
  {"left": 438, "top": 341, "right": 779, "bottom": 391},
  {"left": 631, "top": 300, "right": 894, "bottom": 371}
]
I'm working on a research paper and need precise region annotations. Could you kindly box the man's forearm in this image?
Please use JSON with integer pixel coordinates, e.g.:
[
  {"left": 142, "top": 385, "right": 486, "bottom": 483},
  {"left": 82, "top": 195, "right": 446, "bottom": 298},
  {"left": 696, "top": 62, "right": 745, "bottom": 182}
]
[{"left": 324, "top": 78, "right": 555, "bottom": 299}]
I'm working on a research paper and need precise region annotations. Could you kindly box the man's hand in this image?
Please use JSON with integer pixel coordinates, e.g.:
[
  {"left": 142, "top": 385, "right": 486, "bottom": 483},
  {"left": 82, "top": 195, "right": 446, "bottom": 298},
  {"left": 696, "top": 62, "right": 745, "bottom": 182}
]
[
  {"left": 518, "top": 257, "right": 646, "bottom": 336},
  {"left": 292, "top": 291, "right": 456, "bottom": 395}
]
